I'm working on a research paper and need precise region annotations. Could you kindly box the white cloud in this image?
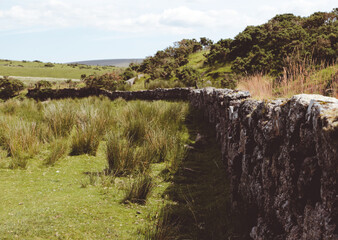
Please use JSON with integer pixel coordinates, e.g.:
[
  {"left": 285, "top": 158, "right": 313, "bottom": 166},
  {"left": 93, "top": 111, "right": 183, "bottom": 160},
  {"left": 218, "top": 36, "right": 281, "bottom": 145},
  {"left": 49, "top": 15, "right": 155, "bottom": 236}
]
[
  {"left": 0, "top": 0, "right": 336, "bottom": 35},
  {"left": 0, "top": 1, "right": 250, "bottom": 34}
]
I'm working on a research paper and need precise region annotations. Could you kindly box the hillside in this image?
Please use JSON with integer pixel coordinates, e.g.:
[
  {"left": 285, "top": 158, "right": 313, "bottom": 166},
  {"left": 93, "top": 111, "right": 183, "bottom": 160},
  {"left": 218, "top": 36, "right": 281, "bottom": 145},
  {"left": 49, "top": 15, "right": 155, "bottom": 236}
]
[{"left": 131, "top": 9, "right": 337, "bottom": 98}]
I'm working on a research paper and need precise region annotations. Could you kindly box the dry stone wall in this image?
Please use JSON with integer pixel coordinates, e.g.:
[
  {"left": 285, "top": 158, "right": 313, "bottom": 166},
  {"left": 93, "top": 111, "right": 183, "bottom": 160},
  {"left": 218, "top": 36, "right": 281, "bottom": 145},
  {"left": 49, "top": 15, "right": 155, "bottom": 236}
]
[
  {"left": 189, "top": 88, "right": 338, "bottom": 239},
  {"left": 27, "top": 87, "right": 338, "bottom": 239}
]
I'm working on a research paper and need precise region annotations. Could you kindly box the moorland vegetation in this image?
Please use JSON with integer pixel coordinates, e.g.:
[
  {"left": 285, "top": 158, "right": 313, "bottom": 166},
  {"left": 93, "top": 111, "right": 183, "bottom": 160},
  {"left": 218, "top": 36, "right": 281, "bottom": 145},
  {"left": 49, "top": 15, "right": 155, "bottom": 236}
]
[{"left": 0, "top": 97, "right": 194, "bottom": 238}]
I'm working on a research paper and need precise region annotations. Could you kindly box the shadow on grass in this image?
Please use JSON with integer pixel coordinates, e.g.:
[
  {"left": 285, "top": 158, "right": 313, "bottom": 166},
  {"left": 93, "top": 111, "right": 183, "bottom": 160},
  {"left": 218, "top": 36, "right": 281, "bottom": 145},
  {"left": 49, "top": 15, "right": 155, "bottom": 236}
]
[{"left": 145, "top": 109, "right": 252, "bottom": 240}]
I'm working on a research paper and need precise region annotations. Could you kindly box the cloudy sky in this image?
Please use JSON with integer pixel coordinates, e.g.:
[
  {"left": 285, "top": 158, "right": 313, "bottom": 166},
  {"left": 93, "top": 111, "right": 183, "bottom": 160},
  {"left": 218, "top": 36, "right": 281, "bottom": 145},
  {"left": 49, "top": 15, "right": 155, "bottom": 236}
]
[{"left": 0, "top": 0, "right": 336, "bottom": 63}]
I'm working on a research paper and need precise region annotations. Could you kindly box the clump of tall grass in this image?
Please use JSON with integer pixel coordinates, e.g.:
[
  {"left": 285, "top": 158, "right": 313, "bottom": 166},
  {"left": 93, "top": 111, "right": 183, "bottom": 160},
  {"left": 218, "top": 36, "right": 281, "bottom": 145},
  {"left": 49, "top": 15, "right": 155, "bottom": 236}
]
[
  {"left": 123, "top": 174, "right": 153, "bottom": 204},
  {"left": 142, "top": 208, "right": 180, "bottom": 240},
  {"left": 69, "top": 105, "right": 106, "bottom": 156},
  {"left": 0, "top": 98, "right": 44, "bottom": 122},
  {"left": 107, "top": 101, "right": 189, "bottom": 175},
  {"left": 165, "top": 135, "right": 187, "bottom": 174},
  {"left": 280, "top": 56, "right": 337, "bottom": 97},
  {"left": 44, "top": 138, "right": 68, "bottom": 166},
  {"left": 0, "top": 115, "right": 40, "bottom": 168},
  {"left": 43, "top": 101, "right": 77, "bottom": 137},
  {"left": 236, "top": 73, "right": 274, "bottom": 99},
  {"left": 236, "top": 52, "right": 337, "bottom": 99},
  {"left": 106, "top": 132, "right": 137, "bottom": 175}
]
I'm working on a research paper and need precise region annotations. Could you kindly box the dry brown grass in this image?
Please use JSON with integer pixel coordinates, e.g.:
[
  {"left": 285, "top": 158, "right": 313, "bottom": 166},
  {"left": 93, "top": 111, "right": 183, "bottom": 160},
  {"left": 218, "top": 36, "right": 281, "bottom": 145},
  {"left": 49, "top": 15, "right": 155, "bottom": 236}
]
[
  {"left": 237, "top": 54, "right": 337, "bottom": 99},
  {"left": 236, "top": 73, "right": 274, "bottom": 99}
]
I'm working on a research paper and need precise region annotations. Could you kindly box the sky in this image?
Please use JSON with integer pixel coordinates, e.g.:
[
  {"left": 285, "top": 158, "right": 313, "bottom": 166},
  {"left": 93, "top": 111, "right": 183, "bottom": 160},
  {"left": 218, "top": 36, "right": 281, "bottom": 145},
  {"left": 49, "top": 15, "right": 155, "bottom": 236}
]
[{"left": 0, "top": 0, "right": 336, "bottom": 63}]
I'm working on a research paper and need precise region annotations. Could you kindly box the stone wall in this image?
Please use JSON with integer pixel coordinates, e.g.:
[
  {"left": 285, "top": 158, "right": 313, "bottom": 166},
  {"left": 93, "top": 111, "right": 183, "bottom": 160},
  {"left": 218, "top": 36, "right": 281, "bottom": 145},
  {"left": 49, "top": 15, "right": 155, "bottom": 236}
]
[
  {"left": 189, "top": 88, "right": 337, "bottom": 239},
  {"left": 27, "top": 87, "right": 338, "bottom": 239}
]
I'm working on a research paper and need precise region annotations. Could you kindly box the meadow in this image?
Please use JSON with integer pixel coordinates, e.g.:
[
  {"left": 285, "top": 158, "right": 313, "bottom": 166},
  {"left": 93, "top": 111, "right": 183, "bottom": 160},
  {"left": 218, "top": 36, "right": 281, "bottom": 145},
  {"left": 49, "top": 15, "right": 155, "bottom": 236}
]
[
  {"left": 0, "top": 97, "right": 192, "bottom": 239},
  {"left": 0, "top": 59, "right": 117, "bottom": 80}
]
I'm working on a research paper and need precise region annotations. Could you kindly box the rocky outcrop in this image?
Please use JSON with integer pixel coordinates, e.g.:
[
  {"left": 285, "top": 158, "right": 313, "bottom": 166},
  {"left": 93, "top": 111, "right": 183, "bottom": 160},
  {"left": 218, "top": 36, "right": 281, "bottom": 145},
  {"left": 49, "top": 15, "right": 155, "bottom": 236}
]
[{"left": 26, "top": 87, "right": 338, "bottom": 239}]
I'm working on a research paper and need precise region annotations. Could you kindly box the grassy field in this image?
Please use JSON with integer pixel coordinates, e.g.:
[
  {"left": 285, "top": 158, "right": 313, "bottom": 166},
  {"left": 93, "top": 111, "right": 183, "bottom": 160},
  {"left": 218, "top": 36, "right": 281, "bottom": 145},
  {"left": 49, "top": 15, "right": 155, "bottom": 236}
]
[
  {"left": 0, "top": 97, "right": 191, "bottom": 239},
  {"left": 0, "top": 59, "right": 118, "bottom": 80}
]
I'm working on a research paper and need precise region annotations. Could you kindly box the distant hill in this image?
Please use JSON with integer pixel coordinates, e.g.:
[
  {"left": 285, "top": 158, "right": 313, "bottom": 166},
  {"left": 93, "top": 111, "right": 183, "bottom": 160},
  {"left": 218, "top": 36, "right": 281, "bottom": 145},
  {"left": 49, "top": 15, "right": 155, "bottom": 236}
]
[{"left": 68, "top": 59, "right": 144, "bottom": 67}]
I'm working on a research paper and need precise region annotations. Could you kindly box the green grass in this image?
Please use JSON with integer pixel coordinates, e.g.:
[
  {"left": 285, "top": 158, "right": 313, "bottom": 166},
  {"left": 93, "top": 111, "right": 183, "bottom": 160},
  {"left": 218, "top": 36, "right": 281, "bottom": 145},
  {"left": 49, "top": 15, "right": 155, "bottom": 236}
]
[
  {"left": 0, "top": 146, "right": 174, "bottom": 239},
  {"left": 141, "top": 109, "right": 247, "bottom": 239},
  {"left": 0, "top": 59, "right": 118, "bottom": 79},
  {"left": 186, "top": 50, "right": 208, "bottom": 69},
  {"left": 182, "top": 50, "right": 234, "bottom": 88},
  {"left": 0, "top": 97, "right": 190, "bottom": 239}
]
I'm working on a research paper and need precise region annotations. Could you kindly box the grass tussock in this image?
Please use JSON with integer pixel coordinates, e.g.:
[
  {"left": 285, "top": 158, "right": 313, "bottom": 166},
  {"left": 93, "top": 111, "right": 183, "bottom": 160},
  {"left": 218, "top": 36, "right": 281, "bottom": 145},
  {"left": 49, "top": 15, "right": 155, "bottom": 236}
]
[
  {"left": 43, "top": 101, "right": 76, "bottom": 137},
  {"left": 123, "top": 174, "right": 153, "bottom": 204},
  {"left": 142, "top": 208, "right": 181, "bottom": 240},
  {"left": 106, "top": 132, "right": 136, "bottom": 175},
  {"left": 0, "top": 116, "right": 40, "bottom": 168},
  {"left": 69, "top": 106, "right": 103, "bottom": 156},
  {"left": 44, "top": 138, "right": 68, "bottom": 166},
  {"left": 107, "top": 101, "right": 189, "bottom": 175}
]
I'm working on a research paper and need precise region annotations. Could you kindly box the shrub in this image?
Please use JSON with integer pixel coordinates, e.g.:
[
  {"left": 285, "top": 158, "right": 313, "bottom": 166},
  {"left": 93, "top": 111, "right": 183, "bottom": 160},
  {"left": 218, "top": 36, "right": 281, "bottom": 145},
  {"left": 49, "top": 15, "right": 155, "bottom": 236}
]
[
  {"left": 44, "top": 62, "right": 55, "bottom": 67},
  {"left": 123, "top": 174, "right": 153, "bottom": 204},
  {"left": 122, "top": 67, "right": 136, "bottom": 80},
  {"left": 35, "top": 80, "right": 52, "bottom": 90},
  {"left": 175, "top": 67, "right": 200, "bottom": 87},
  {"left": 0, "top": 77, "right": 24, "bottom": 99},
  {"left": 83, "top": 72, "right": 124, "bottom": 91}
]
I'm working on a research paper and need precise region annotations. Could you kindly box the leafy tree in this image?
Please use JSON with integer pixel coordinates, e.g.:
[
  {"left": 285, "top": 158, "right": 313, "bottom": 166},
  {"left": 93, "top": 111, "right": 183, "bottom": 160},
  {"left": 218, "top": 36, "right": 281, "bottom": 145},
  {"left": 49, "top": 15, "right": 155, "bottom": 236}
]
[{"left": 200, "top": 37, "right": 213, "bottom": 48}]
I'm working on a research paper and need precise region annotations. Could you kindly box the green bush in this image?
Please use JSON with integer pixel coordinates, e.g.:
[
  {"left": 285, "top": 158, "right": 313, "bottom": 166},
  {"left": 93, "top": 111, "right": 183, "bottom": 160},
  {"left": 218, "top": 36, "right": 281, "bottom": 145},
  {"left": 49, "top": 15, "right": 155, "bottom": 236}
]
[
  {"left": 84, "top": 72, "right": 124, "bottom": 91},
  {"left": 176, "top": 67, "right": 200, "bottom": 87},
  {"left": 122, "top": 67, "right": 136, "bottom": 80},
  {"left": 44, "top": 62, "right": 55, "bottom": 67},
  {"left": 35, "top": 80, "right": 52, "bottom": 90},
  {"left": 0, "top": 77, "right": 24, "bottom": 99}
]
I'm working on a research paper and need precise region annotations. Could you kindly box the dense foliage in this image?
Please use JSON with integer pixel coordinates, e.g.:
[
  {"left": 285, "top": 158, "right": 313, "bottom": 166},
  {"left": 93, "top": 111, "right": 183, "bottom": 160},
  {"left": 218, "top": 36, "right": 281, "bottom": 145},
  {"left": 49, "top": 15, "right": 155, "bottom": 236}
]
[
  {"left": 83, "top": 72, "right": 125, "bottom": 91},
  {"left": 0, "top": 77, "right": 24, "bottom": 99},
  {"left": 138, "top": 38, "right": 207, "bottom": 82},
  {"left": 205, "top": 9, "right": 338, "bottom": 75}
]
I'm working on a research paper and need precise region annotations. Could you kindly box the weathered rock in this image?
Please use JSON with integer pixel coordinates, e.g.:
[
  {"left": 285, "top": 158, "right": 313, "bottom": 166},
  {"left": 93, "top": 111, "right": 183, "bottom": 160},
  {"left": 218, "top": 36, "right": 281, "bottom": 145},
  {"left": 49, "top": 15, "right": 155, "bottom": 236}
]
[{"left": 190, "top": 90, "right": 338, "bottom": 240}]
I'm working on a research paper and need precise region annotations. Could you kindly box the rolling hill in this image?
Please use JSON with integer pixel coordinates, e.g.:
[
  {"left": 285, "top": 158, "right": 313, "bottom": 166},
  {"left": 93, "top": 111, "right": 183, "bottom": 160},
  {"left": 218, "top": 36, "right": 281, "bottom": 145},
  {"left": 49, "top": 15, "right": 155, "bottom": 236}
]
[{"left": 69, "top": 59, "right": 144, "bottom": 67}]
